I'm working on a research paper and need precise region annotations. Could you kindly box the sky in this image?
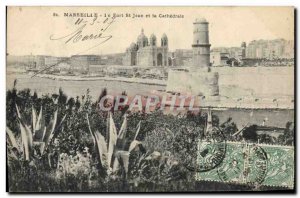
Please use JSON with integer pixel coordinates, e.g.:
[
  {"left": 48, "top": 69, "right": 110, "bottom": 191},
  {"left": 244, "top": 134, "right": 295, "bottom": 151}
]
[{"left": 7, "top": 6, "right": 294, "bottom": 56}]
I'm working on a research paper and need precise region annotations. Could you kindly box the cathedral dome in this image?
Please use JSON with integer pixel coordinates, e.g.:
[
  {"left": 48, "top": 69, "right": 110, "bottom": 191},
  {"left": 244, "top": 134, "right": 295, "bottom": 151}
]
[
  {"left": 130, "top": 42, "right": 137, "bottom": 51},
  {"left": 150, "top": 34, "right": 157, "bottom": 46},
  {"left": 162, "top": 33, "right": 168, "bottom": 40},
  {"left": 143, "top": 36, "right": 149, "bottom": 44},
  {"left": 137, "top": 28, "right": 148, "bottom": 47},
  {"left": 161, "top": 33, "right": 168, "bottom": 46}
]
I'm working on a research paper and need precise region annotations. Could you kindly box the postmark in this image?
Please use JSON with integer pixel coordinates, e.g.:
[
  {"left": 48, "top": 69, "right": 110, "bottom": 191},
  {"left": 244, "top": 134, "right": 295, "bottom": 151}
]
[
  {"left": 216, "top": 142, "right": 245, "bottom": 183},
  {"left": 217, "top": 143, "right": 268, "bottom": 186},
  {"left": 246, "top": 145, "right": 268, "bottom": 185},
  {"left": 188, "top": 126, "right": 226, "bottom": 172}
]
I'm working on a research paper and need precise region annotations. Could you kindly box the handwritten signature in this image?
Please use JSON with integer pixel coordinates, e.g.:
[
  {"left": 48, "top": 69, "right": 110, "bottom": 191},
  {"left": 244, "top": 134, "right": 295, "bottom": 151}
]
[
  {"left": 32, "top": 16, "right": 115, "bottom": 77},
  {"left": 50, "top": 16, "right": 115, "bottom": 53}
]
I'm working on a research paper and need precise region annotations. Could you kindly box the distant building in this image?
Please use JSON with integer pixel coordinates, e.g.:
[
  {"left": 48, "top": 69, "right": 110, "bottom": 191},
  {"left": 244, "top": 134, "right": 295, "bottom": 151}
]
[
  {"left": 210, "top": 51, "right": 230, "bottom": 66},
  {"left": 123, "top": 29, "right": 170, "bottom": 66},
  {"left": 70, "top": 55, "right": 102, "bottom": 73},
  {"left": 101, "top": 53, "right": 124, "bottom": 65},
  {"left": 246, "top": 39, "right": 294, "bottom": 59},
  {"left": 56, "top": 62, "right": 71, "bottom": 72},
  {"left": 7, "top": 55, "right": 71, "bottom": 71},
  {"left": 88, "top": 65, "right": 107, "bottom": 75},
  {"left": 8, "top": 55, "right": 46, "bottom": 69},
  {"left": 44, "top": 56, "right": 69, "bottom": 66},
  {"left": 172, "top": 49, "right": 193, "bottom": 66},
  {"left": 210, "top": 42, "right": 246, "bottom": 66}
]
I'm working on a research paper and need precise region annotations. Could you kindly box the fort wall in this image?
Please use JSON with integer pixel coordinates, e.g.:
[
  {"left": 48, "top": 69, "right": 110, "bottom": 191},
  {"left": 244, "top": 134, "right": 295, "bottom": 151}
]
[
  {"left": 166, "top": 69, "right": 219, "bottom": 96},
  {"left": 214, "top": 66, "right": 294, "bottom": 98}
]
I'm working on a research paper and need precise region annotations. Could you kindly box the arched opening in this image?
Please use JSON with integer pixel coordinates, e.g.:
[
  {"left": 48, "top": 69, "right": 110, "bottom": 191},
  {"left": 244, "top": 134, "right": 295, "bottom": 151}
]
[{"left": 157, "top": 53, "right": 163, "bottom": 66}]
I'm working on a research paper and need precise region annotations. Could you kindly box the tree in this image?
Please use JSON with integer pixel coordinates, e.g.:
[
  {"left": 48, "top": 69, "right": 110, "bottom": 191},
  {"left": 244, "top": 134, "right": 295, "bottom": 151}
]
[{"left": 242, "top": 125, "right": 258, "bottom": 142}]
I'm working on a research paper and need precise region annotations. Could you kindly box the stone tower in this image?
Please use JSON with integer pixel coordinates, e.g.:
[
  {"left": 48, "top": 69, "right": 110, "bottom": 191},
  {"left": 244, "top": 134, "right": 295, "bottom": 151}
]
[
  {"left": 241, "top": 42, "right": 246, "bottom": 58},
  {"left": 192, "top": 18, "right": 211, "bottom": 68},
  {"left": 166, "top": 18, "right": 219, "bottom": 97}
]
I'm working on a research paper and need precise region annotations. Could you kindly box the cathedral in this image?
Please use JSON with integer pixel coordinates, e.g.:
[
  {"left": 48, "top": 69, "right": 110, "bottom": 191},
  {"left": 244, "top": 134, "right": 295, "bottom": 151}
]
[{"left": 123, "top": 29, "right": 170, "bottom": 66}]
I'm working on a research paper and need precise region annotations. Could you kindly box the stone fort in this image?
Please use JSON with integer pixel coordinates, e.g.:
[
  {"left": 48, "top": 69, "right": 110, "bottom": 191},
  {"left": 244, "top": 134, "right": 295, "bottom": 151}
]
[
  {"left": 166, "top": 18, "right": 219, "bottom": 97},
  {"left": 123, "top": 18, "right": 220, "bottom": 97}
]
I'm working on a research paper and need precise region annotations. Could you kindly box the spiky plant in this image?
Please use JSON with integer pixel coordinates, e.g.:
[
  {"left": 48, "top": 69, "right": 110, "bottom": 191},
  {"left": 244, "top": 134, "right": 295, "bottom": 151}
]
[
  {"left": 86, "top": 112, "right": 142, "bottom": 177},
  {"left": 6, "top": 104, "right": 66, "bottom": 162}
]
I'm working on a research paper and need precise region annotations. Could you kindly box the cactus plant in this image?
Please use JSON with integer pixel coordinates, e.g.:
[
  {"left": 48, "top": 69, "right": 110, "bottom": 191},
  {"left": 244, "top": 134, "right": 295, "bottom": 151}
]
[
  {"left": 6, "top": 104, "right": 65, "bottom": 161},
  {"left": 86, "top": 112, "right": 142, "bottom": 176}
]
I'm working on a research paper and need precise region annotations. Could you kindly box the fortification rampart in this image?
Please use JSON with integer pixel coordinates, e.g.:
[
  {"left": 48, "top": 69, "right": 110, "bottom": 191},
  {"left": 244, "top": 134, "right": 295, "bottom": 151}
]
[{"left": 166, "top": 69, "right": 219, "bottom": 96}]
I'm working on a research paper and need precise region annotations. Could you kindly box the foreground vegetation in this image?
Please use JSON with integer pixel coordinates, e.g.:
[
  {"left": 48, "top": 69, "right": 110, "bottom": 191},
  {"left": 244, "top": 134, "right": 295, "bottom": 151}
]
[{"left": 6, "top": 86, "right": 294, "bottom": 192}]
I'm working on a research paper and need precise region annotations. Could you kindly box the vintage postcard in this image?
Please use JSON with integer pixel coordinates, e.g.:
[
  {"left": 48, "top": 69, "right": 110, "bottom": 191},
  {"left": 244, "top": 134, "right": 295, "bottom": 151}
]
[{"left": 6, "top": 6, "right": 295, "bottom": 192}]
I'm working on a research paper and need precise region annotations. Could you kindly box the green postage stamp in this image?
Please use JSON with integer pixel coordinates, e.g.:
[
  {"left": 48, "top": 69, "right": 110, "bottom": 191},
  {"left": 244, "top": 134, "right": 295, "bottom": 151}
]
[{"left": 196, "top": 141, "right": 294, "bottom": 189}]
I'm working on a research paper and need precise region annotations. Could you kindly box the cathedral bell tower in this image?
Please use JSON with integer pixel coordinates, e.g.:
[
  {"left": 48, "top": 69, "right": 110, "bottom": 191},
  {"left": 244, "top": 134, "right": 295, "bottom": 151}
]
[{"left": 192, "top": 18, "right": 211, "bottom": 69}]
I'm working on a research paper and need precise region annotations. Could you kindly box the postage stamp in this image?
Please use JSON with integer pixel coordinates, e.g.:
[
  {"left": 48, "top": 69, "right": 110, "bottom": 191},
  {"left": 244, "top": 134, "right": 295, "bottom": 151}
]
[
  {"left": 194, "top": 127, "right": 226, "bottom": 172},
  {"left": 196, "top": 141, "right": 294, "bottom": 189}
]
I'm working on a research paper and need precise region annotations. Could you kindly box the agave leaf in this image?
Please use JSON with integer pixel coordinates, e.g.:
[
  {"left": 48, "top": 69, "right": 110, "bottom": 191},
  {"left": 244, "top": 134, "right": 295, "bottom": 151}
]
[
  {"left": 40, "top": 128, "right": 47, "bottom": 143},
  {"left": 133, "top": 121, "right": 141, "bottom": 140},
  {"left": 128, "top": 140, "right": 142, "bottom": 153},
  {"left": 32, "top": 106, "right": 37, "bottom": 133},
  {"left": 41, "top": 109, "right": 58, "bottom": 154},
  {"left": 112, "top": 156, "right": 120, "bottom": 173},
  {"left": 117, "top": 114, "right": 128, "bottom": 150},
  {"left": 43, "top": 110, "right": 57, "bottom": 144},
  {"left": 114, "top": 150, "right": 130, "bottom": 174},
  {"left": 33, "top": 106, "right": 46, "bottom": 141},
  {"left": 86, "top": 113, "right": 96, "bottom": 147},
  {"left": 120, "top": 151, "right": 130, "bottom": 174},
  {"left": 6, "top": 127, "right": 21, "bottom": 153},
  {"left": 7, "top": 150, "right": 19, "bottom": 161},
  {"left": 15, "top": 104, "right": 33, "bottom": 160},
  {"left": 36, "top": 106, "right": 44, "bottom": 129},
  {"left": 118, "top": 114, "right": 127, "bottom": 139},
  {"left": 15, "top": 104, "right": 21, "bottom": 119},
  {"left": 49, "top": 114, "right": 66, "bottom": 141},
  {"left": 107, "top": 112, "right": 118, "bottom": 168},
  {"left": 18, "top": 119, "right": 33, "bottom": 161},
  {"left": 145, "top": 151, "right": 161, "bottom": 160},
  {"left": 94, "top": 130, "right": 108, "bottom": 168},
  {"left": 86, "top": 114, "right": 110, "bottom": 171}
]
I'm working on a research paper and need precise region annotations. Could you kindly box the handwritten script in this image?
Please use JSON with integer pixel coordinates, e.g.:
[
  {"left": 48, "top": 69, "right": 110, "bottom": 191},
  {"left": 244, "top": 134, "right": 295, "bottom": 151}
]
[
  {"left": 32, "top": 16, "right": 115, "bottom": 77},
  {"left": 50, "top": 16, "right": 115, "bottom": 53}
]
